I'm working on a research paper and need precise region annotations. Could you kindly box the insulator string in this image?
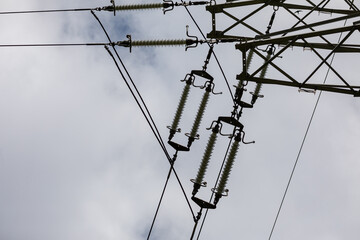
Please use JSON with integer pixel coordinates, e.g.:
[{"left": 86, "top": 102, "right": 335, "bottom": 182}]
[
  {"left": 132, "top": 39, "right": 187, "bottom": 47},
  {"left": 196, "top": 136, "right": 234, "bottom": 240},
  {"left": 251, "top": 49, "right": 272, "bottom": 105},
  {"left": 246, "top": 49, "right": 254, "bottom": 71},
  {"left": 113, "top": 3, "right": 163, "bottom": 11},
  {"left": 214, "top": 134, "right": 241, "bottom": 205},
  {"left": 169, "top": 81, "right": 191, "bottom": 140},
  {"left": 192, "top": 126, "right": 218, "bottom": 195},
  {"left": 188, "top": 90, "right": 210, "bottom": 146}
]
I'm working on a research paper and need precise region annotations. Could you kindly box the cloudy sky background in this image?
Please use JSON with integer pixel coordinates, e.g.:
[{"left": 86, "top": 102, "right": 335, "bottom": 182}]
[{"left": 1, "top": 0, "right": 360, "bottom": 239}]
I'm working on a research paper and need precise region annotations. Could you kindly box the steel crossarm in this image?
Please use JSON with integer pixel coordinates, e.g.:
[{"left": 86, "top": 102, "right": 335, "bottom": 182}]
[
  {"left": 240, "top": 76, "right": 360, "bottom": 97},
  {"left": 235, "top": 24, "right": 360, "bottom": 49},
  {"left": 207, "top": 0, "right": 356, "bottom": 15}
]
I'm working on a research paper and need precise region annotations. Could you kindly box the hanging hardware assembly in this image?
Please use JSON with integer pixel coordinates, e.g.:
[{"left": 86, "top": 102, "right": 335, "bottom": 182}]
[
  {"left": 189, "top": 38, "right": 258, "bottom": 209},
  {"left": 167, "top": 45, "right": 221, "bottom": 152},
  {"left": 249, "top": 5, "right": 279, "bottom": 105},
  {"left": 190, "top": 111, "right": 254, "bottom": 208},
  {"left": 185, "top": 46, "right": 222, "bottom": 148}
]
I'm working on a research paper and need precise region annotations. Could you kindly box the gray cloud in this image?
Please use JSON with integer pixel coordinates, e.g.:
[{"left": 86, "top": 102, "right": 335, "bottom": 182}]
[{"left": 1, "top": 0, "right": 360, "bottom": 239}]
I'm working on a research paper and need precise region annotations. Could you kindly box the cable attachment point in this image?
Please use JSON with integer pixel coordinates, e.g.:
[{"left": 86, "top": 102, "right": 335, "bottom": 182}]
[
  {"left": 113, "top": 35, "right": 132, "bottom": 52},
  {"left": 234, "top": 85, "right": 253, "bottom": 110},
  {"left": 190, "top": 70, "right": 212, "bottom": 88},
  {"left": 126, "top": 35, "right": 132, "bottom": 52},
  {"left": 163, "top": 0, "right": 174, "bottom": 14},
  {"left": 215, "top": 116, "right": 244, "bottom": 137},
  {"left": 110, "top": 0, "right": 116, "bottom": 15},
  {"left": 190, "top": 178, "right": 207, "bottom": 194},
  {"left": 241, "top": 130, "right": 255, "bottom": 145},
  {"left": 211, "top": 188, "right": 229, "bottom": 204},
  {"left": 185, "top": 25, "right": 198, "bottom": 51},
  {"left": 204, "top": 81, "right": 222, "bottom": 95},
  {"left": 190, "top": 70, "right": 222, "bottom": 95},
  {"left": 167, "top": 126, "right": 181, "bottom": 139},
  {"left": 191, "top": 196, "right": 216, "bottom": 209},
  {"left": 203, "top": 44, "right": 214, "bottom": 71}
]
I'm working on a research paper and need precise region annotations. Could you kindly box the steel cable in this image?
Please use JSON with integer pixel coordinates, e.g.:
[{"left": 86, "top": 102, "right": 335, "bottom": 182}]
[
  {"left": 90, "top": 11, "right": 196, "bottom": 229},
  {"left": 267, "top": 7, "right": 351, "bottom": 239}
]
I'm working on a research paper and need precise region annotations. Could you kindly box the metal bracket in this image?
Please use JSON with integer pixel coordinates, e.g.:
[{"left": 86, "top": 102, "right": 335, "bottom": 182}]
[
  {"left": 185, "top": 25, "right": 198, "bottom": 51},
  {"left": 191, "top": 196, "right": 216, "bottom": 209},
  {"left": 110, "top": 0, "right": 116, "bottom": 16},
  {"left": 163, "top": 0, "right": 174, "bottom": 14},
  {"left": 241, "top": 130, "right": 255, "bottom": 144},
  {"left": 211, "top": 187, "right": 229, "bottom": 197}
]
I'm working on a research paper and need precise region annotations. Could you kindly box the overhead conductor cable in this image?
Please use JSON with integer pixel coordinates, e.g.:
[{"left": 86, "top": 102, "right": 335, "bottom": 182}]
[{"left": 0, "top": 1, "right": 208, "bottom": 15}]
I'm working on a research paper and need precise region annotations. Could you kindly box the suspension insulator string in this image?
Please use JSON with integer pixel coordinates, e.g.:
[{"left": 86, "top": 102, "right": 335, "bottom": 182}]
[
  {"left": 191, "top": 123, "right": 219, "bottom": 196},
  {"left": 251, "top": 6, "right": 278, "bottom": 104},
  {"left": 101, "top": 1, "right": 209, "bottom": 13},
  {"left": 213, "top": 132, "right": 241, "bottom": 205},
  {"left": 187, "top": 85, "right": 211, "bottom": 148},
  {"left": 115, "top": 38, "right": 188, "bottom": 48},
  {"left": 114, "top": 35, "right": 202, "bottom": 52},
  {"left": 168, "top": 77, "right": 192, "bottom": 141},
  {"left": 132, "top": 39, "right": 188, "bottom": 47},
  {"left": 251, "top": 46, "right": 273, "bottom": 105},
  {"left": 245, "top": 49, "right": 254, "bottom": 73},
  {"left": 104, "top": 3, "right": 164, "bottom": 11}
]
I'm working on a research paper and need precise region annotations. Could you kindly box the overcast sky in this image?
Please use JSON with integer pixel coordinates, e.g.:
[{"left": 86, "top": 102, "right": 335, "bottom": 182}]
[{"left": 1, "top": 0, "right": 360, "bottom": 239}]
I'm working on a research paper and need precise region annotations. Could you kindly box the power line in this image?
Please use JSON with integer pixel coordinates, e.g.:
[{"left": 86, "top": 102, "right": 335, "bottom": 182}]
[
  {"left": 267, "top": 14, "right": 350, "bottom": 240},
  {"left": 0, "top": 43, "right": 105, "bottom": 47},
  {"left": 146, "top": 152, "right": 178, "bottom": 240},
  {"left": 90, "top": 10, "right": 196, "bottom": 235},
  {"left": 0, "top": 8, "right": 94, "bottom": 15},
  {"left": 267, "top": 54, "right": 336, "bottom": 240}
]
